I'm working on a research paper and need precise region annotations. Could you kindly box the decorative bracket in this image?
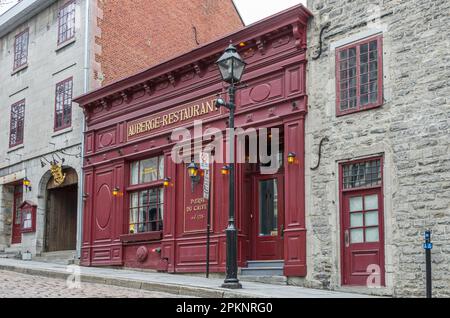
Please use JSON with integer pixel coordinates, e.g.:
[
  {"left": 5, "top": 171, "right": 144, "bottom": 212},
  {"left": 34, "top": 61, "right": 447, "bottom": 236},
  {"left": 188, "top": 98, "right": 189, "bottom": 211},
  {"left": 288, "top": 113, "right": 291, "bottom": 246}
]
[
  {"left": 120, "top": 90, "right": 132, "bottom": 104},
  {"left": 143, "top": 82, "right": 153, "bottom": 96},
  {"left": 256, "top": 37, "right": 266, "bottom": 55},
  {"left": 292, "top": 21, "right": 307, "bottom": 50},
  {"left": 168, "top": 73, "right": 176, "bottom": 87}
]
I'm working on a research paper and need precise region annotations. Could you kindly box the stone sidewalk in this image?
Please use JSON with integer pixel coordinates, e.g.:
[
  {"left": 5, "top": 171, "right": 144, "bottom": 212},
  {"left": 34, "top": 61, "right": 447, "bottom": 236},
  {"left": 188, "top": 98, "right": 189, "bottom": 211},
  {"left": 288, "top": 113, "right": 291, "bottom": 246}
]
[{"left": 0, "top": 258, "right": 377, "bottom": 298}]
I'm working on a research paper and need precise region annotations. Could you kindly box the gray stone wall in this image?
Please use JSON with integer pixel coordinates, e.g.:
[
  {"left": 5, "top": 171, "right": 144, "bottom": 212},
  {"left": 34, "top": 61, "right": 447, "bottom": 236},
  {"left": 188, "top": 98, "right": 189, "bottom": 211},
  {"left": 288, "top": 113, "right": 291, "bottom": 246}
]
[
  {"left": 305, "top": 0, "right": 450, "bottom": 297},
  {"left": 0, "top": 0, "right": 88, "bottom": 254},
  {"left": 0, "top": 185, "right": 14, "bottom": 250}
]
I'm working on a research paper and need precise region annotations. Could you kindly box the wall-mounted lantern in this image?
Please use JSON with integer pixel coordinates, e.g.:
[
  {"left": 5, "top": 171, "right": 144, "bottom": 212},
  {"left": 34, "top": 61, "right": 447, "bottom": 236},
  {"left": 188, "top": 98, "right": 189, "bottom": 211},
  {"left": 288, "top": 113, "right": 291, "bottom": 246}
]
[
  {"left": 163, "top": 177, "right": 171, "bottom": 188},
  {"left": 23, "top": 178, "right": 32, "bottom": 192},
  {"left": 112, "top": 187, "right": 121, "bottom": 197},
  {"left": 221, "top": 165, "right": 230, "bottom": 176},
  {"left": 287, "top": 152, "right": 297, "bottom": 165},
  {"left": 187, "top": 162, "right": 200, "bottom": 193}
]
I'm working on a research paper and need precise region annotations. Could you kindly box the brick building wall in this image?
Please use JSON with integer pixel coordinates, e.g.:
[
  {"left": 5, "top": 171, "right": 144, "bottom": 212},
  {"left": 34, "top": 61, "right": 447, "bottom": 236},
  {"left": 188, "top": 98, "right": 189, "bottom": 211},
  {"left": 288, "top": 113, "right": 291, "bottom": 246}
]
[
  {"left": 305, "top": 0, "right": 449, "bottom": 297},
  {"left": 95, "top": 0, "right": 243, "bottom": 85}
]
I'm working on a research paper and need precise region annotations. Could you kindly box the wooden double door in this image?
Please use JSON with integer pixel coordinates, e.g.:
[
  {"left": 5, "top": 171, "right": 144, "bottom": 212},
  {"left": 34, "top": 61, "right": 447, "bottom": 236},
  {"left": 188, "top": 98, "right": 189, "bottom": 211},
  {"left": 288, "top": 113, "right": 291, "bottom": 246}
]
[
  {"left": 45, "top": 185, "right": 78, "bottom": 252},
  {"left": 250, "top": 174, "right": 284, "bottom": 261}
]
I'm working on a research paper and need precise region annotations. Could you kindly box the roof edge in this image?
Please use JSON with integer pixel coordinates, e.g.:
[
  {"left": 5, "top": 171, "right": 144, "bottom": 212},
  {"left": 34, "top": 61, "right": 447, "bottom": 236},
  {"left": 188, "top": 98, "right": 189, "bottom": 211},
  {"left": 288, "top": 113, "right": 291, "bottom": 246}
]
[{"left": 74, "top": 4, "right": 312, "bottom": 107}]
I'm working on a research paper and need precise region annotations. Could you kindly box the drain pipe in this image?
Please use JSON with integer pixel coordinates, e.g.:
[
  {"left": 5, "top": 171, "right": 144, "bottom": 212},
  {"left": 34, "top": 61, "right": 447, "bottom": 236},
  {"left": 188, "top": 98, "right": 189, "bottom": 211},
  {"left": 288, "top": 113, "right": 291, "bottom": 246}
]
[{"left": 76, "top": 0, "right": 91, "bottom": 260}]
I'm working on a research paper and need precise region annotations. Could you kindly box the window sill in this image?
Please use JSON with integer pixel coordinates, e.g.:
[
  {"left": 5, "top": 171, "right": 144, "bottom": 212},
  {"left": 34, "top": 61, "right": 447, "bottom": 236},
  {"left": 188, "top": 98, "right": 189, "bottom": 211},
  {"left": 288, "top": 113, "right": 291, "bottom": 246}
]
[
  {"left": 120, "top": 232, "right": 162, "bottom": 243},
  {"left": 11, "top": 64, "right": 28, "bottom": 76},
  {"left": 52, "top": 126, "right": 73, "bottom": 137},
  {"left": 336, "top": 102, "right": 383, "bottom": 117},
  {"left": 56, "top": 37, "right": 76, "bottom": 52},
  {"left": 8, "top": 144, "right": 24, "bottom": 153}
]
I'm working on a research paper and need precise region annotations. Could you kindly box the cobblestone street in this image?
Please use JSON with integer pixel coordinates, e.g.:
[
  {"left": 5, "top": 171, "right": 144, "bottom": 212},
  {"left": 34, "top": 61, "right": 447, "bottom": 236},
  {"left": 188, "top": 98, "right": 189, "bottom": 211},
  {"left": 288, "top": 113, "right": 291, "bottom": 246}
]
[{"left": 0, "top": 270, "right": 183, "bottom": 298}]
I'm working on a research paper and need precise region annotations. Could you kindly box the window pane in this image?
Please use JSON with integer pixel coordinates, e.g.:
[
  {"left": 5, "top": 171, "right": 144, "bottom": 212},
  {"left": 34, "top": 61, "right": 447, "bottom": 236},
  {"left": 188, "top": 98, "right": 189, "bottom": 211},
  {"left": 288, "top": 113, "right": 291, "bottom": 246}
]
[
  {"left": 360, "top": 94, "right": 369, "bottom": 105},
  {"left": 349, "top": 98, "right": 357, "bottom": 109},
  {"left": 158, "top": 156, "right": 165, "bottom": 179},
  {"left": 351, "top": 213, "right": 364, "bottom": 228},
  {"left": 130, "top": 192, "right": 138, "bottom": 209},
  {"left": 366, "top": 227, "right": 379, "bottom": 242},
  {"left": 360, "top": 43, "right": 368, "bottom": 54},
  {"left": 365, "top": 211, "right": 379, "bottom": 227},
  {"left": 349, "top": 57, "right": 356, "bottom": 68},
  {"left": 349, "top": 48, "right": 356, "bottom": 57},
  {"left": 350, "top": 196, "right": 363, "bottom": 212},
  {"left": 369, "top": 40, "right": 378, "bottom": 51},
  {"left": 360, "top": 53, "right": 368, "bottom": 64},
  {"left": 140, "top": 158, "right": 158, "bottom": 183},
  {"left": 351, "top": 229, "right": 364, "bottom": 243},
  {"left": 259, "top": 179, "right": 278, "bottom": 236},
  {"left": 370, "top": 61, "right": 378, "bottom": 72},
  {"left": 340, "top": 50, "right": 347, "bottom": 59},
  {"left": 365, "top": 194, "right": 378, "bottom": 210},
  {"left": 369, "top": 93, "right": 378, "bottom": 103},
  {"left": 343, "top": 159, "right": 382, "bottom": 189},
  {"left": 360, "top": 63, "right": 368, "bottom": 75},
  {"left": 130, "top": 161, "right": 139, "bottom": 185}
]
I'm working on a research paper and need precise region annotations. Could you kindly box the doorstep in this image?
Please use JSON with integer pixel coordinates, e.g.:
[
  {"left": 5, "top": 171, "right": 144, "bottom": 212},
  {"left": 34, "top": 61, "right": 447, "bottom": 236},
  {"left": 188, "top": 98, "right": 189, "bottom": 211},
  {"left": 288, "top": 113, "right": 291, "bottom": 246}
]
[{"left": 0, "top": 258, "right": 379, "bottom": 298}]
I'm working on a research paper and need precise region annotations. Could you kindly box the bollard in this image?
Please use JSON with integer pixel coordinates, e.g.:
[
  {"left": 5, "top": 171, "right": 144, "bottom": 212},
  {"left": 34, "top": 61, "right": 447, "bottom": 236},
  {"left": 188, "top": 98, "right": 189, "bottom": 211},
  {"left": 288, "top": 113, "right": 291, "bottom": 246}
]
[{"left": 423, "top": 230, "right": 433, "bottom": 298}]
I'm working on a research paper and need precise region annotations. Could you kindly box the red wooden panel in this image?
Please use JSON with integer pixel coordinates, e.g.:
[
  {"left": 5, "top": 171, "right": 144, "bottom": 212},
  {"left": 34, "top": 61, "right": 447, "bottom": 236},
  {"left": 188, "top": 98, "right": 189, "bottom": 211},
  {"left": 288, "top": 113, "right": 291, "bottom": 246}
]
[
  {"left": 283, "top": 118, "right": 307, "bottom": 276},
  {"left": 285, "top": 64, "right": 305, "bottom": 98},
  {"left": 176, "top": 241, "right": 218, "bottom": 265},
  {"left": 239, "top": 75, "right": 284, "bottom": 108},
  {"left": 93, "top": 168, "right": 114, "bottom": 241},
  {"left": 96, "top": 127, "right": 117, "bottom": 151}
]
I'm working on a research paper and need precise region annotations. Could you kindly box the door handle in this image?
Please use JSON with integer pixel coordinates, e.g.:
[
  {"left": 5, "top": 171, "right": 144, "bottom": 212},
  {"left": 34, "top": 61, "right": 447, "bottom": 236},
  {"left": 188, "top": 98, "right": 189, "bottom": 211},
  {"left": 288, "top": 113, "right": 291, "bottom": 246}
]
[
  {"left": 281, "top": 224, "right": 285, "bottom": 238},
  {"left": 345, "top": 230, "right": 350, "bottom": 247}
]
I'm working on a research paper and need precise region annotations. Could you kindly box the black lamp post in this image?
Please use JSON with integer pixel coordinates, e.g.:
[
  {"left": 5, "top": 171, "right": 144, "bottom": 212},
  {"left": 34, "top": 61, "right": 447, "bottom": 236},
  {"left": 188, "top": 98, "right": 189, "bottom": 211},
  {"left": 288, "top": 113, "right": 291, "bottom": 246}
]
[{"left": 215, "top": 43, "right": 246, "bottom": 289}]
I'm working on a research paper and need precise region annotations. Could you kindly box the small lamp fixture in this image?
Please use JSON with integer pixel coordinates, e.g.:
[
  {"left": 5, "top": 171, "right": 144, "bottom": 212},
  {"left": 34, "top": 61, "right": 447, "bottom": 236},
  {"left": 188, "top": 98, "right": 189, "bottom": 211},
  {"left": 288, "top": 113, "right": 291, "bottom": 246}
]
[
  {"left": 23, "top": 178, "right": 32, "bottom": 192},
  {"left": 163, "top": 177, "right": 171, "bottom": 188},
  {"left": 112, "top": 187, "right": 120, "bottom": 197},
  {"left": 216, "top": 44, "right": 247, "bottom": 84},
  {"left": 187, "top": 162, "right": 200, "bottom": 193},
  {"left": 187, "top": 162, "right": 199, "bottom": 179},
  {"left": 221, "top": 165, "right": 230, "bottom": 176},
  {"left": 287, "top": 152, "right": 297, "bottom": 165}
]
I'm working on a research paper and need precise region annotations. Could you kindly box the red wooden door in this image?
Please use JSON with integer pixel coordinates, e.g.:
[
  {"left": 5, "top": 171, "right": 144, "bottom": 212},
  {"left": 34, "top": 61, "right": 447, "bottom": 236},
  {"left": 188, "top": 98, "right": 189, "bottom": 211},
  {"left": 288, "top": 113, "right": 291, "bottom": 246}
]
[
  {"left": 252, "top": 175, "right": 284, "bottom": 260},
  {"left": 342, "top": 189, "right": 385, "bottom": 286},
  {"left": 11, "top": 186, "right": 23, "bottom": 244}
]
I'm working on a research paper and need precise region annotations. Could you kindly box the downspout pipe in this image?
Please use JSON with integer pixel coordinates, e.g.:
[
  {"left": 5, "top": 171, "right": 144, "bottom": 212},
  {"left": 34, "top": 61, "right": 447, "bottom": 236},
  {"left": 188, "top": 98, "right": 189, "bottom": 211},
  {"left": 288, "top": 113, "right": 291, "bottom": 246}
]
[{"left": 77, "top": 0, "right": 91, "bottom": 260}]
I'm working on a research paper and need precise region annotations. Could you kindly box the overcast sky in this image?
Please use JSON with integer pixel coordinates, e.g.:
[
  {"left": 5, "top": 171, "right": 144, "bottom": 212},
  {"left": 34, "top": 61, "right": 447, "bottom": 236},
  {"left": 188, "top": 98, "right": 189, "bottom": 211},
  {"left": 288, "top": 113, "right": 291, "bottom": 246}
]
[{"left": 1, "top": 1, "right": 307, "bottom": 23}]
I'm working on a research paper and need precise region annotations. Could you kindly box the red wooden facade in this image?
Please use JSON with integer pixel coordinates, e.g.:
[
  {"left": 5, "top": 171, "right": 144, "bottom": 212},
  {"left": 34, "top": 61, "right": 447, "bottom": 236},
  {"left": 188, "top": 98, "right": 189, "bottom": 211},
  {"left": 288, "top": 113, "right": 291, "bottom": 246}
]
[{"left": 75, "top": 6, "right": 312, "bottom": 276}]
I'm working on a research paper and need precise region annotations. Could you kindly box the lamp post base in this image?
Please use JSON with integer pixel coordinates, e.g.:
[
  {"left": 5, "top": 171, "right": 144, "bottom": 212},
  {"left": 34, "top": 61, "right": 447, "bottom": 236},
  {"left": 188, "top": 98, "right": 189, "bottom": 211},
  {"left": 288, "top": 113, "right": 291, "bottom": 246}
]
[{"left": 221, "top": 281, "right": 243, "bottom": 289}]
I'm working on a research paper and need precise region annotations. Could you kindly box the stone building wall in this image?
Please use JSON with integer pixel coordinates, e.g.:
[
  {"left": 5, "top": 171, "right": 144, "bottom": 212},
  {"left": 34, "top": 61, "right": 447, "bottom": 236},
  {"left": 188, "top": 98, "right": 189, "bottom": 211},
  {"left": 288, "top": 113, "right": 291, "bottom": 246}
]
[{"left": 305, "top": 0, "right": 449, "bottom": 297}]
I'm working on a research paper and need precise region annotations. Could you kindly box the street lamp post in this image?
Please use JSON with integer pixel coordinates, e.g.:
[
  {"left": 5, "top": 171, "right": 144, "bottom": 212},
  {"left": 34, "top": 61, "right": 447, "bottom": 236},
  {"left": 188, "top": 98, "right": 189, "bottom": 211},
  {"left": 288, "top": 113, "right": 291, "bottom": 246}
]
[{"left": 215, "top": 44, "right": 246, "bottom": 289}]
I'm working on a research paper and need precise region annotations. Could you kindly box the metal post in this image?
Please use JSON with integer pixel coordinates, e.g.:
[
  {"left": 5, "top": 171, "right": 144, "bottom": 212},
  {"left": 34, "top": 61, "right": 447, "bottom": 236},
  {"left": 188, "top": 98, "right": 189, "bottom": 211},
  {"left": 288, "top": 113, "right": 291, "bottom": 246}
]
[
  {"left": 222, "top": 85, "right": 242, "bottom": 289},
  {"left": 424, "top": 230, "right": 432, "bottom": 298},
  {"left": 206, "top": 172, "right": 211, "bottom": 278}
]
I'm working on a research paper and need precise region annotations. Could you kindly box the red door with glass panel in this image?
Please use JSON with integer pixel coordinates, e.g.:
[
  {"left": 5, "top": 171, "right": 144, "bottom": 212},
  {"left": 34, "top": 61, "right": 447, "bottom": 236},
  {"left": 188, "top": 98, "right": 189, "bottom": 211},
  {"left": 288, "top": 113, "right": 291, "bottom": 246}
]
[
  {"left": 340, "top": 158, "right": 385, "bottom": 286},
  {"left": 12, "top": 186, "right": 23, "bottom": 244},
  {"left": 252, "top": 175, "right": 284, "bottom": 260}
]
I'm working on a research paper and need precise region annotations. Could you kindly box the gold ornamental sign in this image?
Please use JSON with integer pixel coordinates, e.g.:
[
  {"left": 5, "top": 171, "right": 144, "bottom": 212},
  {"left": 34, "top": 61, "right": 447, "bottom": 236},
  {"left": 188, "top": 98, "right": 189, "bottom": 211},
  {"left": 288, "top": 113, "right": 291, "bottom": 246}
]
[{"left": 50, "top": 163, "right": 66, "bottom": 186}]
